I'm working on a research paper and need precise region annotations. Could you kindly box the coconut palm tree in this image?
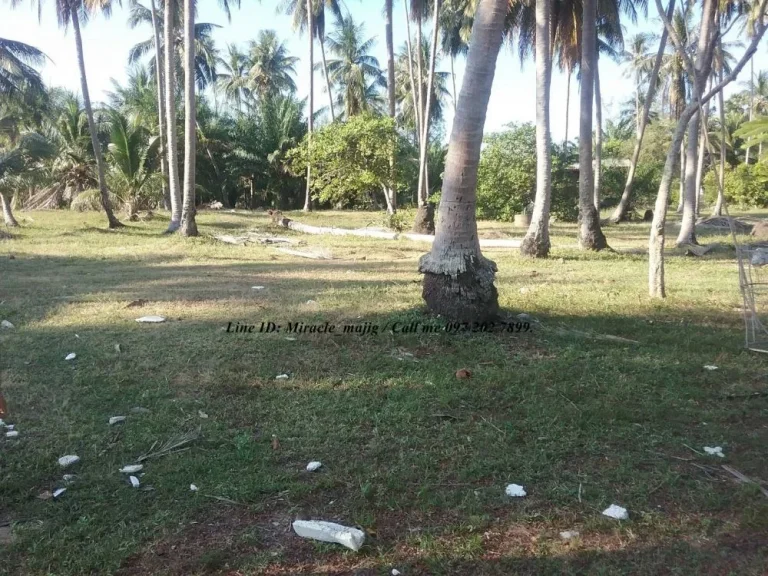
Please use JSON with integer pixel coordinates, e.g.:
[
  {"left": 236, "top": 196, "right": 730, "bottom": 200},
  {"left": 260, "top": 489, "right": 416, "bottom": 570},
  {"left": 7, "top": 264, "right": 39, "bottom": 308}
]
[
  {"left": 622, "top": 32, "right": 657, "bottom": 135},
  {"left": 419, "top": 0, "right": 508, "bottom": 321},
  {"left": 385, "top": 0, "right": 396, "bottom": 118},
  {"left": 394, "top": 39, "right": 450, "bottom": 134},
  {"left": 0, "top": 37, "right": 47, "bottom": 100},
  {"left": 0, "top": 132, "right": 54, "bottom": 227},
  {"left": 217, "top": 43, "right": 250, "bottom": 112},
  {"left": 180, "top": 0, "right": 197, "bottom": 236},
  {"left": 246, "top": 30, "right": 299, "bottom": 99},
  {"left": 439, "top": 0, "right": 471, "bottom": 111}
]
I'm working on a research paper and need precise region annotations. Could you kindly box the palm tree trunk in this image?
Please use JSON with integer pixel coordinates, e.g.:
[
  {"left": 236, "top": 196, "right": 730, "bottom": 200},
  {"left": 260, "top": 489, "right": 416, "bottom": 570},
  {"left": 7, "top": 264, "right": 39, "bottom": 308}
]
[
  {"left": 564, "top": 68, "right": 570, "bottom": 145},
  {"left": 149, "top": 0, "right": 169, "bottom": 211},
  {"left": 319, "top": 38, "right": 335, "bottom": 122},
  {"left": 304, "top": 0, "right": 314, "bottom": 212},
  {"left": 450, "top": 55, "right": 457, "bottom": 111},
  {"left": 403, "top": 1, "right": 421, "bottom": 148},
  {"left": 1, "top": 192, "right": 18, "bottom": 227},
  {"left": 694, "top": 90, "right": 710, "bottom": 216},
  {"left": 635, "top": 76, "right": 641, "bottom": 136},
  {"left": 713, "top": 62, "right": 726, "bottom": 216},
  {"left": 746, "top": 57, "right": 754, "bottom": 164},
  {"left": 180, "top": 0, "right": 197, "bottom": 236},
  {"left": 676, "top": 113, "right": 699, "bottom": 245},
  {"left": 521, "top": 0, "right": 552, "bottom": 258},
  {"left": 415, "top": 13, "right": 426, "bottom": 206},
  {"left": 417, "top": 0, "right": 441, "bottom": 207},
  {"left": 71, "top": 10, "right": 121, "bottom": 229},
  {"left": 419, "top": 0, "right": 506, "bottom": 322},
  {"left": 593, "top": 59, "right": 603, "bottom": 212},
  {"left": 163, "top": 0, "right": 182, "bottom": 231},
  {"left": 610, "top": 3, "right": 671, "bottom": 224},
  {"left": 577, "top": 0, "right": 606, "bottom": 250},
  {"left": 677, "top": 137, "right": 685, "bottom": 212},
  {"left": 385, "top": 0, "right": 396, "bottom": 119}
]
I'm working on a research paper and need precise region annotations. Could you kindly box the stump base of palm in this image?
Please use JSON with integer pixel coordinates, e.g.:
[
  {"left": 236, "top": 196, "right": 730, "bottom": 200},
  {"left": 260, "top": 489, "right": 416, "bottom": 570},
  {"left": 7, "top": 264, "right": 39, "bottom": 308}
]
[{"left": 412, "top": 204, "right": 435, "bottom": 234}]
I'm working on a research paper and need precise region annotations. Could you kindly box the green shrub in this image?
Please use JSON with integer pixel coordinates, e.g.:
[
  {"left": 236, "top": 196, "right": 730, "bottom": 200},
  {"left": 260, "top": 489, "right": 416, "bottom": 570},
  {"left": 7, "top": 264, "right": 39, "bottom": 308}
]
[
  {"left": 70, "top": 189, "right": 120, "bottom": 212},
  {"left": 383, "top": 208, "right": 413, "bottom": 232},
  {"left": 703, "top": 164, "right": 768, "bottom": 207}
]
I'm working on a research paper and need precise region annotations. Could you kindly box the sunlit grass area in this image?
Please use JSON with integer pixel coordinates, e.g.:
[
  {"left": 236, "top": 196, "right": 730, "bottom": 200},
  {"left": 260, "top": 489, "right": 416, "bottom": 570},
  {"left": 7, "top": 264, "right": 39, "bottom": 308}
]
[{"left": 1, "top": 209, "right": 767, "bottom": 575}]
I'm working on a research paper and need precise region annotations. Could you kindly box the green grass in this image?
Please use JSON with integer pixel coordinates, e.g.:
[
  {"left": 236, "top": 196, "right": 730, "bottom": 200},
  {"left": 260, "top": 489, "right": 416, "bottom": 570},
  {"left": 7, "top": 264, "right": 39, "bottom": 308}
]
[{"left": 1, "top": 208, "right": 767, "bottom": 575}]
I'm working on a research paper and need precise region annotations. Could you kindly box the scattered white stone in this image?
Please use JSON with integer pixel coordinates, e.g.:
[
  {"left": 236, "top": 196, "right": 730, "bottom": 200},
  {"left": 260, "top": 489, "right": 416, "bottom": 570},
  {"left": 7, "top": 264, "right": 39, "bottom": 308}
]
[
  {"left": 6, "top": 424, "right": 14, "bottom": 431},
  {"left": 275, "top": 374, "right": 289, "bottom": 380},
  {"left": 0, "top": 419, "right": 4, "bottom": 428},
  {"left": 198, "top": 410, "right": 208, "bottom": 419},
  {"left": 135, "top": 316, "right": 166, "bottom": 323},
  {"left": 62, "top": 474, "right": 75, "bottom": 483},
  {"left": 306, "top": 300, "right": 317, "bottom": 305},
  {"left": 292, "top": 520, "right": 365, "bottom": 552},
  {"left": 560, "top": 530, "right": 580, "bottom": 540},
  {"left": 306, "top": 461, "right": 322, "bottom": 472},
  {"left": 65, "top": 353, "right": 76, "bottom": 361},
  {"left": 602, "top": 504, "right": 629, "bottom": 520},
  {"left": 285, "top": 337, "right": 297, "bottom": 341},
  {"left": 190, "top": 484, "right": 199, "bottom": 492},
  {"left": 53, "top": 488, "right": 66, "bottom": 499},
  {"left": 505, "top": 484, "right": 527, "bottom": 497},
  {"left": 703, "top": 365, "right": 718, "bottom": 371},
  {"left": 119, "top": 464, "right": 143, "bottom": 474},
  {"left": 58, "top": 455, "right": 80, "bottom": 468},
  {"left": 252, "top": 286, "right": 265, "bottom": 290},
  {"left": 74, "top": 334, "right": 80, "bottom": 339},
  {"left": 703, "top": 446, "right": 725, "bottom": 457},
  {"left": 129, "top": 475, "right": 140, "bottom": 488},
  {"left": 5, "top": 430, "right": 19, "bottom": 438},
  {"left": 1, "top": 320, "right": 14, "bottom": 329},
  {"left": 392, "top": 570, "right": 402, "bottom": 576},
  {"left": 108, "top": 416, "right": 126, "bottom": 425}
]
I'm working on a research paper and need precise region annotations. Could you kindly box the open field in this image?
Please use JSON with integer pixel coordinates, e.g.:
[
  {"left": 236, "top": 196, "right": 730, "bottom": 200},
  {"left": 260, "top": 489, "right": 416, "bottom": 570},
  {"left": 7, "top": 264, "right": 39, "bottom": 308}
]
[{"left": 1, "top": 209, "right": 767, "bottom": 575}]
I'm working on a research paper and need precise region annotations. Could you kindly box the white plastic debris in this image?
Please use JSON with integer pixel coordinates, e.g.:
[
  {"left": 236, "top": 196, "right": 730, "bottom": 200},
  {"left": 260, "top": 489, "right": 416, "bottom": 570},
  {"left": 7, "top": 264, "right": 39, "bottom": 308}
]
[
  {"left": 602, "top": 504, "right": 629, "bottom": 520},
  {"left": 505, "top": 484, "right": 527, "bottom": 497},
  {"left": 5, "top": 430, "right": 19, "bottom": 438},
  {"left": 1, "top": 320, "right": 14, "bottom": 329},
  {"left": 65, "top": 353, "right": 76, "bottom": 361},
  {"left": 190, "top": 484, "right": 198, "bottom": 492},
  {"left": 0, "top": 419, "right": 4, "bottom": 428},
  {"left": 62, "top": 474, "right": 75, "bottom": 483},
  {"left": 560, "top": 530, "right": 580, "bottom": 540},
  {"left": 6, "top": 424, "right": 14, "bottom": 431},
  {"left": 392, "top": 570, "right": 402, "bottom": 576},
  {"left": 198, "top": 410, "right": 208, "bottom": 419},
  {"left": 292, "top": 520, "right": 365, "bottom": 552},
  {"left": 129, "top": 475, "right": 140, "bottom": 488},
  {"left": 119, "top": 464, "right": 143, "bottom": 474},
  {"left": 703, "top": 365, "right": 719, "bottom": 371},
  {"left": 704, "top": 446, "right": 725, "bottom": 457},
  {"left": 252, "top": 286, "right": 265, "bottom": 290},
  {"left": 306, "top": 461, "right": 322, "bottom": 472},
  {"left": 108, "top": 416, "right": 126, "bottom": 425},
  {"left": 275, "top": 374, "right": 289, "bottom": 380},
  {"left": 135, "top": 316, "right": 166, "bottom": 323},
  {"left": 53, "top": 488, "right": 66, "bottom": 498},
  {"left": 285, "top": 337, "right": 297, "bottom": 341},
  {"left": 58, "top": 455, "right": 80, "bottom": 468}
]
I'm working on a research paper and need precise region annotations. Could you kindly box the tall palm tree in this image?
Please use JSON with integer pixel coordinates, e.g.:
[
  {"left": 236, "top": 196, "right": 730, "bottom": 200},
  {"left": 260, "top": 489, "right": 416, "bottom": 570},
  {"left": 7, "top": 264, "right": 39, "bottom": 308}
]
[
  {"left": 217, "top": 43, "right": 250, "bottom": 112},
  {"left": 385, "top": 0, "right": 396, "bottom": 118},
  {"left": 180, "top": 0, "right": 197, "bottom": 235},
  {"left": 419, "top": 0, "right": 507, "bottom": 321},
  {"left": 1, "top": 133, "right": 54, "bottom": 227},
  {"left": 394, "top": 40, "right": 450, "bottom": 133},
  {"left": 246, "top": 30, "right": 299, "bottom": 99},
  {"left": 439, "top": 0, "right": 471, "bottom": 111},
  {"left": 325, "top": 15, "right": 386, "bottom": 119},
  {"left": 0, "top": 37, "right": 47, "bottom": 100},
  {"left": 162, "top": 0, "right": 181, "bottom": 230},
  {"left": 622, "top": 32, "right": 657, "bottom": 135}
]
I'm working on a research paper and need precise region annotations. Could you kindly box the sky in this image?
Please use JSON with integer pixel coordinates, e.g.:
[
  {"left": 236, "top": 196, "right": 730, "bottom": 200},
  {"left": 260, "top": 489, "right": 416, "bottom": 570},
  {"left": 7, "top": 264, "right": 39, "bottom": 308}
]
[{"left": 1, "top": 0, "right": 766, "bottom": 143}]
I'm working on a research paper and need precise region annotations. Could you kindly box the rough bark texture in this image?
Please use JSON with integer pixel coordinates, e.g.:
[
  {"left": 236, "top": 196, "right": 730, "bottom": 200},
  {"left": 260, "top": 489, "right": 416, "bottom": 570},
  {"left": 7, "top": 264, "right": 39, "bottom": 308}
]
[
  {"left": 163, "top": 0, "right": 182, "bottom": 231},
  {"left": 577, "top": 0, "right": 606, "bottom": 250},
  {"left": 694, "top": 97, "right": 709, "bottom": 216},
  {"left": 71, "top": 11, "right": 121, "bottom": 229},
  {"left": 593, "top": 61, "right": 603, "bottom": 211},
  {"left": 304, "top": 0, "right": 314, "bottom": 212},
  {"left": 180, "top": 0, "right": 197, "bottom": 236},
  {"left": 1, "top": 192, "right": 19, "bottom": 227},
  {"left": 149, "top": 0, "right": 169, "bottom": 210},
  {"left": 521, "top": 0, "right": 552, "bottom": 258},
  {"left": 713, "top": 62, "right": 725, "bottom": 216},
  {"left": 319, "top": 39, "right": 335, "bottom": 122},
  {"left": 609, "top": 3, "right": 671, "bottom": 224},
  {"left": 418, "top": 0, "right": 506, "bottom": 322},
  {"left": 676, "top": 113, "right": 699, "bottom": 245},
  {"left": 412, "top": 204, "right": 435, "bottom": 234}
]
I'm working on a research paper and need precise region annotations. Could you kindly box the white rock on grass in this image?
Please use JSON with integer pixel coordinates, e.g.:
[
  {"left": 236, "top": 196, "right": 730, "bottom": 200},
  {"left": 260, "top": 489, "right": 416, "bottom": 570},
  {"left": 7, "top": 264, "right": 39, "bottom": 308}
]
[
  {"left": 252, "top": 286, "right": 265, "bottom": 290},
  {"left": 5, "top": 430, "right": 19, "bottom": 438},
  {"left": 392, "top": 570, "right": 402, "bottom": 576},
  {"left": 135, "top": 316, "right": 166, "bottom": 323},
  {"left": 1, "top": 320, "right": 14, "bottom": 329},
  {"left": 190, "top": 484, "right": 199, "bottom": 492},
  {"left": 129, "top": 475, "right": 140, "bottom": 488},
  {"left": 62, "top": 474, "right": 75, "bottom": 483},
  {"left": 53, "top": 488, "right": 66, "bottom": 499},
  {"left": 65, "top": 353, "right": 76, "bottom": 361},
  {"left": 306, "top": 461, "right": 322, "bottom": 472},
  {"left": 275, "top": 374, "right": 290, "bottom": 380},
  {"left": 560, "top": 530, "right": 580, "bottom": 540},
  {"left": 58, "top": 455, "right": 80, "bottom": 468},
  {"left": 119, "top": 464, "right": 143, "bottom": 474},
  {"left": 704, "top": 446, "right": 725, "bottom": 457},
  {"left": 602, "top": 504, "right": 629, "bottom": 520},
  {"left": 703, "top": 365, "right": 719, "bottom": 371},
  {"left": 6, "top": 425, "right": 13, "bottom": 431},
  {"left": 505, "top": 484, "right": 527, "bottom": 497},
  {"left": 292, "top": 520, "right": 365, "bottom": 552},
  {"left": 108, "top": 416, "right": 126, "bottom": 425}
]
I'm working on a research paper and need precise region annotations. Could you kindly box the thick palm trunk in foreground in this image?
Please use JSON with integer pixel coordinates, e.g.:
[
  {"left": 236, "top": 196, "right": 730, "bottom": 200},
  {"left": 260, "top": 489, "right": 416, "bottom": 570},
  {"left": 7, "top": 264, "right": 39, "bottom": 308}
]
[
  {"left": 418, "top": 0, "right": 506, "bottom": 322},
  {"left": 1, "top": 192, "right": 18, "bottom": 227},
  {"left": 180, "top": 0, "right": 197, "bottom": 236},
  {"left": 71, "top": 10, "right": 121, "bottom": 229},
  {"left": 577, "top": 0, "right": 606, "bottom": 250},
  {"left": 163, "top": 0, "right": 182, "bottom": 231},
  {"left": 521, "top": 0, "right": 552, "bottom": 257},
  {"left": 149, "top": 0, "right": 169, "bottom": 210}
]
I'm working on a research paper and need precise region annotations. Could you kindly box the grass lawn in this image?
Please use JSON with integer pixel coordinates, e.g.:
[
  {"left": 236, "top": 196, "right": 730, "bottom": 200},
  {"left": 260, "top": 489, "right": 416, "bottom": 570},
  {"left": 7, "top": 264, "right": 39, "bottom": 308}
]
[{"left": 1, "top": 208, "right": 767, "bottom": 575}]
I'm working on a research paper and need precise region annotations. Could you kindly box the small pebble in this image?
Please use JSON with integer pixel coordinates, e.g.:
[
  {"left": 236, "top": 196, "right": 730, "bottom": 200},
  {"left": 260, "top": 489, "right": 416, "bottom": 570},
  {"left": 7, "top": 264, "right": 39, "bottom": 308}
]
[
  {"left": 306, "top": 461, "right": 322, "bottom": 472},
  {"left": 108, "top": 416, "right": 126, "bottom": 425},
  {"left": 129, "top": 476, "right": 140, "bottom": 488},
  {"left": 5, "top": 430, "right": 19, "bottom": 438},
  {"left": 65, "top": 353, "right": 76, "bottom": 361},
  {"left": 1, "top": 320, "right": 14, "bottom": 329},
  {"left": 120, "top": 464, "right": 143, "bottom": 474},
  {"left": 505, "top": 484, "right": 526, "bottom": 497},
  {"left": 190, "top": 484, "right": 199, "bottom": 492},
  {"left": 602, "top": 504, "right": 629, "bottom": 520},
  {"left": 58, "top": 455, "right": 80, "bottom": 468}
]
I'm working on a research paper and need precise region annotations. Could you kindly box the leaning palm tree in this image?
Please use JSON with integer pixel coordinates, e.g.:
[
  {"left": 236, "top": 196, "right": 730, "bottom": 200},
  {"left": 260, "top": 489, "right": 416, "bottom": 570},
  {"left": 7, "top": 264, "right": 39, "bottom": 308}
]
[
  {"left": 418, "top": 0, "right": 508, "bottom": 321},
  {"left": 246, "top": 30, "right": 299, "bottom": 99},
  {"left": 12, "top": 0, "right": 122, "bottom": 228}
]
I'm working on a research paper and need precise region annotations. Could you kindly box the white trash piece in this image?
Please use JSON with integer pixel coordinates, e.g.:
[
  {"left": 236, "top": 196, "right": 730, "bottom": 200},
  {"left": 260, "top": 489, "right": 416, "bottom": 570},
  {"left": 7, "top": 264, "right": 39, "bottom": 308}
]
[
  {"left": 129, "top": 475, "right": 140, "bottom": 488},
  {"left": 58, "top": 455, "right": 80, "bottom": 468},
  {"left": 505, "top": 484, "right": 527, "bottom": 497},
  {"left": 703, "top": 446, "right": 725, "bottom": 458},
  {"left": 560, "top": 530, "right": 579, "bottom": 540},
  {"left": 252, "top": 286, "right": 265, "bottom": 290},
  {"left": 5, "top": 430, "right": 19, "bottom": 438},
  {"left": 63, "top": 474, "right": 75, "bottom": 483},
  {"left": 119, "top": 464, "right": 143, "bottom": 474},
  {"left": 703, "top": 365, "right": 719, "bottom": 371},
  {"left": 135, "top": 316, "right": 166, "bottom": 323},
  {"left": 65, "top": 353, "right": 77, "bottom": 361},
  {"left": 53, "top": 488, "right": 66, "bottom": 499},
  {"left": 392, "top": 570, "right": 402, "bottom": 576},
  {"left": 0, "top": 419, "right": 4, "bottom": 428},
  {"left": 306, "top": 461, "right": 322, "bottom": 472},
  {"left": 292, "top": 520, "right": 365, "bottom": 552},
  {"left": 190, "top": 484, "right": 199, "bottom": 492},
  {"left": 6, "top": 425, "right": 13, "bottom": 431},
  {"left": 108, "top": 416, "right": 126, "bottom": 425},
  {"left": 602, "top": 504, "right": 629, "bottom": 520},
  {"left": 276, "top": 374, "right": 290, "bottom": 380},
  {"left": 1, "top": 320, "right": 14, "bottom": 329}
]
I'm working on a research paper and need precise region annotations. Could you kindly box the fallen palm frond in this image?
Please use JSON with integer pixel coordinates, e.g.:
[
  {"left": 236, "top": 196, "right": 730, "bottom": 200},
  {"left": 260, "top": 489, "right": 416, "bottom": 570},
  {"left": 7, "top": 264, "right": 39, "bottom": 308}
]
[{"left": 136, "top": 427, "right": 201, "bottom": 463}]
